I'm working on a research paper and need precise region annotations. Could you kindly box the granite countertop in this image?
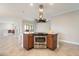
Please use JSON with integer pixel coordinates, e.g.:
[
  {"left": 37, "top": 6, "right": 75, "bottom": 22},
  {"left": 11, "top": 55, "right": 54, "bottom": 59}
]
[{"left": 23, "top": 32, "right": 57, "bottom": 35}]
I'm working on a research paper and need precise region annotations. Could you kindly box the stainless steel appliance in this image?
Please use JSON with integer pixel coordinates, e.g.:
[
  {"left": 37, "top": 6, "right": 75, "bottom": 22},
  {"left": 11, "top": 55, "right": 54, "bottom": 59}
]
[{"left": 34, "top": 36, "right": 47, "bottom": 48}]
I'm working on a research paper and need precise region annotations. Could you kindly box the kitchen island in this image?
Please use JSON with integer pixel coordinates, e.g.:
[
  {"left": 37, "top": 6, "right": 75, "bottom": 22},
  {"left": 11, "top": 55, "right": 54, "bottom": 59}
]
[{"left": 23, "top": 33, "right": 57, "bottom": 50}]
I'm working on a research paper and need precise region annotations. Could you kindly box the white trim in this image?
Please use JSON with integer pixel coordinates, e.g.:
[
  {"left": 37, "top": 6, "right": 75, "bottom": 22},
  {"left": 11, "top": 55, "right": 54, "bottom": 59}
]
[{"left": 60, "top": 40, "right": 79, "bottom": 45}]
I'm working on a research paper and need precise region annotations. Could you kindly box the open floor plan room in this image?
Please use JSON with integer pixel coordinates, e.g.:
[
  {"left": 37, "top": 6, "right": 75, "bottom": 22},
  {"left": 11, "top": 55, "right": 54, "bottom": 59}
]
[{"left": 0, "top": 3, "right": 79, "bottom": 56}]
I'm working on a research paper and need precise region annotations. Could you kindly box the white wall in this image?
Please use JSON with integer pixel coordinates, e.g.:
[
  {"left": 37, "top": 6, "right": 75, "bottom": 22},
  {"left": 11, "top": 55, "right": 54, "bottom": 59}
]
[
  {"left": 50, "top": 10, "right": 79, "bottom": 44},
  {"left": 35, "top": 22, "right": 51, "bottom": 33},
  {"left": 0, "top": 17, "right": 20, "bottom": 36},
  {"left": 0, "top": 17, "right": 23, "bottom": 48}
]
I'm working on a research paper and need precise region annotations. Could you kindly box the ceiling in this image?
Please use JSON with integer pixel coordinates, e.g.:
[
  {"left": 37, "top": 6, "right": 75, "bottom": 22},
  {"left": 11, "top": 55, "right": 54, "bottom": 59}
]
[{"left": 0, "top": 3, "right": 79, "bottom": 21}]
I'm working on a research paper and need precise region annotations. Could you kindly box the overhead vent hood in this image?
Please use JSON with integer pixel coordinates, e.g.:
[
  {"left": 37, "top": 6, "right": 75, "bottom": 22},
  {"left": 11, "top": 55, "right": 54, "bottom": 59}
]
[{"left": 35, "top": 5, "right": 47, "bottom": 23}]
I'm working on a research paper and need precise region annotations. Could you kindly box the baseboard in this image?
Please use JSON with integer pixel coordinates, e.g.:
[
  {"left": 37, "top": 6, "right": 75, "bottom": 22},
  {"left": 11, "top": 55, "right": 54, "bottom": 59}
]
[{"left": 60, "top": 40, "right": 79, "bottom": 45}]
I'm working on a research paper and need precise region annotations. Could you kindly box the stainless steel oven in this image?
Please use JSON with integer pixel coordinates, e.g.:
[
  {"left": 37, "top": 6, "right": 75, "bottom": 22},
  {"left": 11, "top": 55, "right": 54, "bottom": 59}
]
[{"left": 34, "top": 36, "right": 47, "bottom": 48}]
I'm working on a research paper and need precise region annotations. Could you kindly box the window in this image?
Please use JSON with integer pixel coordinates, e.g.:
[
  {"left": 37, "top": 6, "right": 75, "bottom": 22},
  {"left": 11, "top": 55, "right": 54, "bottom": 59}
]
[{"left": 24, "top": 24, "right": 34, "bottom": 32}]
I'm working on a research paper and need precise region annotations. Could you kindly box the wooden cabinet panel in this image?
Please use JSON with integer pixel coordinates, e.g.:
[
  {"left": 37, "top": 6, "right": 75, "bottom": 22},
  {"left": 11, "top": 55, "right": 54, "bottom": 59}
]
[
  {"left": 52, "top": 35, "right": 57, "bottom": 49},
  {"left": 23, "top": 34, "right": 34, "bottom": 50},
  {"left": 23, "top": 34, "right": 28, "bottom": 49},
  {"left": 28, "top": 34, "right": 34, "bottom": 49},
  {"left": 47, "top": 34, "right": 57, "bottom": 50},
  {"left": 47, "top": 34, "right": 52, "bottom": 49},
  {"left": 47, "top": 37, "right": 52, "bottom": 48}
]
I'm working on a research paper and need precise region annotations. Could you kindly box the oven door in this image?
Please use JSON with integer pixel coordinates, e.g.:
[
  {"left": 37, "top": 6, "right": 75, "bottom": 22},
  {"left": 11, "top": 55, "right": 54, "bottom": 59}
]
[
  {"left": 34, "top": 36, "right": 46, "bottom": 44},
  {"left": 34, "top": 36, "right": 47, "bottom": 48}
]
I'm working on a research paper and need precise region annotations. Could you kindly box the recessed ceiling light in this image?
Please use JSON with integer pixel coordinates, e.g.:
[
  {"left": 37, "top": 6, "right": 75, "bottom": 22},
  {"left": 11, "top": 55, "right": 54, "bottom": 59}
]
[
  {"left": 30, "top": 3, "right": 34, "bottom": 6},
  {"left": 49, "top": 3, "right": 54, "bottom": 6}
]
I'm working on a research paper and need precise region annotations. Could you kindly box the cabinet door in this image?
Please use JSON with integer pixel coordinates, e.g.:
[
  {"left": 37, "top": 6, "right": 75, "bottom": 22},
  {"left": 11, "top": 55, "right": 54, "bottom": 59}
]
[
  {"left": 23, "top": 34, "right": 34, "bottom": 50},
  {"left": 28, "top": 34, "right": 34, "bottom": 49},
  {"left": 47, "top": 34, "right": 53, "bottom": 49},
  {"left": 23, "top": 34, "right": 29, "bottom": 49},
  {"left": 47, "top": 34, "right": 57, "bottom": 50},
  {"left": 52, "top": 34, "right": 57, "bottom": 49}
]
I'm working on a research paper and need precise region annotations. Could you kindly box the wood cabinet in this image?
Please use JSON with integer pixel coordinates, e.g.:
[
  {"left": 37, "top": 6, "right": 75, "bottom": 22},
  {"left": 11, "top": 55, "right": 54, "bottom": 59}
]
[
  {"left": 23, "top": 34, "right": 34, "bottom": 50},
  {"left": 47, "top": 34, "right": 57, "bottom": 50},
  {"left": 23, "top": 33, "right": 57, "bottom": 50}
]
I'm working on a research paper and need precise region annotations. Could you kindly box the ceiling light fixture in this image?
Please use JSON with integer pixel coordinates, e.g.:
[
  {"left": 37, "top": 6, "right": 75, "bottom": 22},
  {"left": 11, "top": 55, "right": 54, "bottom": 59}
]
[
  {"left": 35, "top": 5, "right": 47, "bottom": 23},
  {"left": 30, "top": 3, "right": 33, "bottom": 6}
]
